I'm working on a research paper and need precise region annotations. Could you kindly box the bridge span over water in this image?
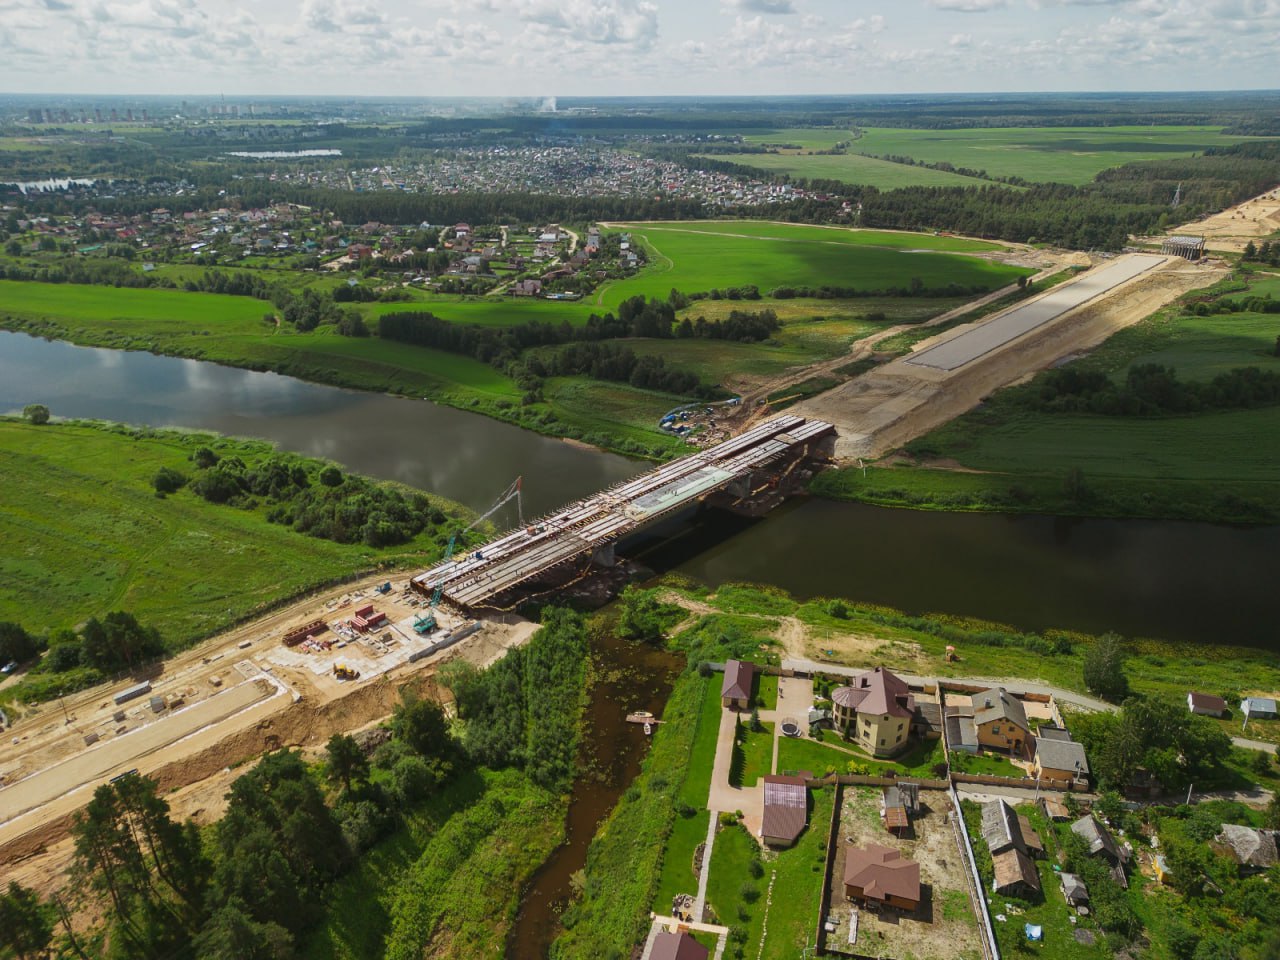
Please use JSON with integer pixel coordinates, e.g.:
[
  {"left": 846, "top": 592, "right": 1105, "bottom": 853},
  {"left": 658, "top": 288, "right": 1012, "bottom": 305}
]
[{"left": 412, "top": 415, "right": 836, "bottom": 610}]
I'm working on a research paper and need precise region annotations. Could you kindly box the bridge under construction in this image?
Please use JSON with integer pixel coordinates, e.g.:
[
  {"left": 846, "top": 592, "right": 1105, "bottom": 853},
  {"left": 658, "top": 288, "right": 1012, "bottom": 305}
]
[{"left": 411, "top": 415, "right": 836, "bottom": 611}]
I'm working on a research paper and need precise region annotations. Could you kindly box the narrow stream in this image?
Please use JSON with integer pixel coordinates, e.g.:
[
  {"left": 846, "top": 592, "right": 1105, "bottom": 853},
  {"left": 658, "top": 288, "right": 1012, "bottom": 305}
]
[{"left": 505, "top": 629, "right": 682, "bottom": 958}]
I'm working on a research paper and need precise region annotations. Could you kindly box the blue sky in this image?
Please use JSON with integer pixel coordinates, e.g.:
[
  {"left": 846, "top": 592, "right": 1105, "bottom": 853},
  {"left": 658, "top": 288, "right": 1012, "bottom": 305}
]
[{"left": 1, "top": 0, "right": 1277, "bottom": 95}]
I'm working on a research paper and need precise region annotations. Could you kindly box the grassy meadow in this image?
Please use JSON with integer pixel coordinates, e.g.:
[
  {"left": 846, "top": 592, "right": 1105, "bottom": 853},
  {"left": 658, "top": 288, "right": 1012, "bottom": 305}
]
[
  {"left": 0, "top": 418, "right": 465, "bottom": 654},
  {"left": 853, "top": 125, "right": 1272, "bottom": 184},
  {"left": 702, "top": 149, "right": 998, "bottom": 189},
  {"left": 818, "top": 271, "right": 1280, "bottom": 524}
]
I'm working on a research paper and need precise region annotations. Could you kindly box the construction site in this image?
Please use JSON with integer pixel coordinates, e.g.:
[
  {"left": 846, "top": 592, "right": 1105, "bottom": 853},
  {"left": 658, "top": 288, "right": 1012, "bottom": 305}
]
[{"left": 0, "top": 239, "right": 1237, "bottom": 909}]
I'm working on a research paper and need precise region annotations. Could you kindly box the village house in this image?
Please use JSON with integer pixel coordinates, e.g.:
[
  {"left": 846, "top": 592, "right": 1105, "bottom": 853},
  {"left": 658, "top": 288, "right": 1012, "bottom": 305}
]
[
  {"left": 843, "top": 844, "right": 921, "bottom": 912},
  {"left": 982, "top": 799, "right": 1044, "bottom": 897},
  {"left": 721, "top": 659, "right": 754, "bottom": 710},
  {"left": 511, "top": 278, "right": 543, "bottom": 297},
  {"left": 831, "top": 667, "right": 915, "bottom": 758},
  {"left": 972, "top": 688, "right": 1033, "bottom": 757},
  {"left": 1060, "top": 873, "right": 1089, "bottom": 909},
  {"left": 1187, "top": 691, "right": 1228, "bottom": 717},
  {"left": 1032, "top": 734, "right": 1090, "bottom": 785}
]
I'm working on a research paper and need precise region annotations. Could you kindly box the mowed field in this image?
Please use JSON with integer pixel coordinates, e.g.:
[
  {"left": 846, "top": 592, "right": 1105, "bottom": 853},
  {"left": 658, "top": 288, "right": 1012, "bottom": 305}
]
[
  {"left": 697, "top": 149, "right": 996, "bottom": 189},
  {"left": 603, "top": 221, "right": 1028, "bottom": 301},
  {"left": 853, "top": 125, "right": 1271, "bottom": 184},
  {"left": 0, "top": 420, "right": 457, "bottom": 645}
]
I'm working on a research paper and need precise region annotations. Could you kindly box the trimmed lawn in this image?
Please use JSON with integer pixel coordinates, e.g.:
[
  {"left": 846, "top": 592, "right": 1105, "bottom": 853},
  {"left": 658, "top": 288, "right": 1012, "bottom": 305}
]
[
  {"left": 754, "top": 673, "right": 779, "bottom": 711},
  {"left": 652, "top": 810, "right": 710, "bottom": 914},
  {"left": 777, "top": 734, "right": 945, "bottom": 778},
  {"left": 732, "top": 721, "right": 776, "bottom": 788},
  {"left": 705, "top": 823, "right": 767, "bottom": 940},
  {"left": 949, "top": 751, "right": 1025, "bottom": 778}
]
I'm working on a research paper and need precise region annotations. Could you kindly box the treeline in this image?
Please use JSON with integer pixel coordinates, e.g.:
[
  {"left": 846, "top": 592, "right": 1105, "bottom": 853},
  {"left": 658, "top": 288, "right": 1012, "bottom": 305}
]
[
  {"left": 859, "top": 142, "right": 1280, "bottom": 249},
  {"left": 0, "top": 691, "right": 462, "bottom": 960},
  {"left": 442, "top": 607, "right": 589, "bottom": 792},
  {"left": 1018, "top": 363, "right": 1280, "bottom": 416},
  {"left": 1243, "top": 241, "right": 1280, "bottom": 267},
  {"left": 178, "top": 446, "right": 445, "bottom": 547},
  {"left": 770, "top": 280, "right": 993, "bottom": 299},
  {"left": 1, "top": 611, "right": 166, "bottom": 704},
  {"left": 377, "top": 297, "right": 733, "bottom": 400}
]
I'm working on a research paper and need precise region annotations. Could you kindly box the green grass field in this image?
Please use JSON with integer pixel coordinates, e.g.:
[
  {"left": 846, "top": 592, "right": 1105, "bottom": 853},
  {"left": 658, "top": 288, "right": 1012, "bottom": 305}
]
[
  {"left": 698, "top": 149, "right": 997, "bottom": 189},
  {"left": 0, "top": 419, "right": 464, "bottom": 652},
  {"left": 739, "top": 128, "right": 855, "bottom": 152},
  {"left": 852, "top": 125, "right": 1272, "bottom": 185},
  {"left": 609, "top": 223, "right": 1027, "bottom": 304}
]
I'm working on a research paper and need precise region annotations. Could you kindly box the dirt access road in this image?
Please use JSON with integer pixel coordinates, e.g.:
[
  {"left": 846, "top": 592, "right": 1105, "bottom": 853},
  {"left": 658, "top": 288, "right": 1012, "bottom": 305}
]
[
  {"left": 0, "top": 572, "right": 537, "bottom": 886},
  {"left": 792, "top": 252, "right": 1225, "bottom": 461},
  {"left": 1166, "top": 186, "right": 1280, "bottom": 254}
]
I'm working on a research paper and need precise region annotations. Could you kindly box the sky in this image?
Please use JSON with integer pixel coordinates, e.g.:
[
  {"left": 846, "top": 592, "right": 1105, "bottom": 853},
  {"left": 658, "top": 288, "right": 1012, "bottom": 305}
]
[{"left": 1, "top": 0, "right": 1277, "bottom": 97}]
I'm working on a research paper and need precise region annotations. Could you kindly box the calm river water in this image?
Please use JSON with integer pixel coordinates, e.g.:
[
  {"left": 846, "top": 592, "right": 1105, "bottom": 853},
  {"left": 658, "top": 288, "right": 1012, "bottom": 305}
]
[{"left": 3, "top": 330, "right": 1277, "bottom": 646}]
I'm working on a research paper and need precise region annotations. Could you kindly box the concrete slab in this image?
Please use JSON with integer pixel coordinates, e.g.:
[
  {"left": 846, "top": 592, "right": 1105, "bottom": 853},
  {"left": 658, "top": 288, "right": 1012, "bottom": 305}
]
[{"left": 905, "top": 255, "right": 1166, "bottom": 372}]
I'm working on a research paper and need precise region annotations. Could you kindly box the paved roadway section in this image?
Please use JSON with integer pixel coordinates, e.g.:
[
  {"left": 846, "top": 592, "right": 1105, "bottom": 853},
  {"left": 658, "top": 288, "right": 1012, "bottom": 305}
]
[{"left": 905, "top": 254, "right": 1167, "bottom": 372}]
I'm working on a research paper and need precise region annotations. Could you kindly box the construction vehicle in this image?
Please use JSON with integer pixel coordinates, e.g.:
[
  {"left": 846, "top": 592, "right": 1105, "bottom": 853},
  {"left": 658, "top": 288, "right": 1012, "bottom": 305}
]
[
  {"left": 418, "top": 477, "right": 524, "bottom": 633},
  {"left": 375, "top": 581, "right": 392, "bottom": 595},
  {"left": 333, "top": 663, "right": 360, "bottom": 681}
]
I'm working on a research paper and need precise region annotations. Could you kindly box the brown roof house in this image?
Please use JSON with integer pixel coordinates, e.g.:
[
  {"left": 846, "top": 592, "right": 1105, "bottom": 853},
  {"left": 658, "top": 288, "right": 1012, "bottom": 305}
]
[
  {"left": 972, "top": 688, "right": 1032, "bottom": 757},
  {"left": 1033, "top": 736, "right": 1090, "bottom": 785},
  {"left": 650, "top": 930, "right": 709, "bottom": 960},
  {"left": 1187, "top": 691, "right": 1228, "bottom": 717},
  {"left": 982, "top": 799, "right": 1043, "bottom": 897},
  {"left": 843, "top": 844, "right": 921, "bottom": 912},
  {"left": 761, "top": 775, "right": 808, "bottom": 847},
  {"left": 721, "top": 659, "right": 754, "bottom": 710},
  {"left": 831, "top": 667, "right": 915, "bottom": 757},
  {"left": 993, "top": 848, "right": 1041, "bottom": 899}
]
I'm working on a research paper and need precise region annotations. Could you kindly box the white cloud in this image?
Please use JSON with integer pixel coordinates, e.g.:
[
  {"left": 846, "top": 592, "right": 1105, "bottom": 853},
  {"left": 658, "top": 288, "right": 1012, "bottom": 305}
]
[
  {"left": 723, "top": 0, "right": 796, "bottom": 14},
  {"left": 928, "top": 0, "right": 1007, "bottom": 10},
  {"left": 512, "top": 0, "right": 659, "bottom": 46}
]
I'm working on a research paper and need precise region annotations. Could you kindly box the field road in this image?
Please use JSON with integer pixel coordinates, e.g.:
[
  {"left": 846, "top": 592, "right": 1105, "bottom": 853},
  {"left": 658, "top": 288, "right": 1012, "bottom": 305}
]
[{"left": 0, "top": 678, "right": 278, "bottom": 829}]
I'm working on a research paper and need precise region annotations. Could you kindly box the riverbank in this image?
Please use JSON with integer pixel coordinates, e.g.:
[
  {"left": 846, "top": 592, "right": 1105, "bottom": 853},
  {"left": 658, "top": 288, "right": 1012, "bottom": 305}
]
[
  {"left": 818, "top": 268, "right": 1280, "bottom": 526},
  {"left": 0, "top": 417, "right": 475, "bottom": 706}
]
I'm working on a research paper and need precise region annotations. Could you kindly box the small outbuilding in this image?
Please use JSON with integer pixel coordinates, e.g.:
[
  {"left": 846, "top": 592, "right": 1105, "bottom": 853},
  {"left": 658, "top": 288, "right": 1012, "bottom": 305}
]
[
  {"left": 1187, "top": 691, "right": 1227, "bottom": 717},
  {"left": 881, "top": 783, "right": 919, "bottom": 836},
  {"left": 650, "top": 930, "right": 709, "bottom": 960},
  {"left": 1060, "top": 872, "right": 1089, "bottom": 908},
  {"left": 721, "top": 659, "right": 754, "bottom": 710},
  {"left": 1242, "top": 697, "right": 1278, "bottom": 720},
  {"left": 761, "top": 775, "right": 809, "bottom": 847},
  {"left": 1215, "top": 824, "right": 1279, "bottom": 873},
  {"left": 992, "top": 848, "right": 1041, "bottom": 898}
]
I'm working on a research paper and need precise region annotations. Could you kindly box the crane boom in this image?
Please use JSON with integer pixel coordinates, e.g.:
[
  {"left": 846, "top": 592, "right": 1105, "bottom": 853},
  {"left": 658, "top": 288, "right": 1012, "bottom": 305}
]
[{"left": 428, "top": 477, "right": 523, "bottom": 613}]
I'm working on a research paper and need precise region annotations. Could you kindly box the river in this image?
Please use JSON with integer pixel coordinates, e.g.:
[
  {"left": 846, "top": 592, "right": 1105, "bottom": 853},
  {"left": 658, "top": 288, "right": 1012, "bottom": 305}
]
[
  {"left": 3, "top": 330, "right": 1277, "bottom": 644},
  {"left": 4, "top": 330, "right": 1279, "bottom": 955}
]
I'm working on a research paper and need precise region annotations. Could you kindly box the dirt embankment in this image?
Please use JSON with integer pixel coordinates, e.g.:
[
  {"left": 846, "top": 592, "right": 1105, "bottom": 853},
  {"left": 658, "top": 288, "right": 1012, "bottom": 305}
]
[
  {"left": 1168, "top": 186, "right": 1280, "bottom": 253},
  {"left": 793, "top": 255, "right": 1225, "bottom": 461}
]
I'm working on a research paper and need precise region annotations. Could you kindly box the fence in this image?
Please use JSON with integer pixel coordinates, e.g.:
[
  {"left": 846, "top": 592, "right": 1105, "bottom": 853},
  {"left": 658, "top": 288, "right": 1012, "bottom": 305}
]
[
  {"left": 951, "top": 772, "right": 1087, "bottom": 792},
  {"left": 950, "top": 784, "right": 1001, "bottom": 960},
  {"left": 814, "top": 780, "right": 846, "bottom": 955}
]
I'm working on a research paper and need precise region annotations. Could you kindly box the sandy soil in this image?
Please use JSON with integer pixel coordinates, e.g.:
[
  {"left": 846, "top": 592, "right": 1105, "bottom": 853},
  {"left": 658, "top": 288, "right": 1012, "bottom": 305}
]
[
  {"left": 826, "top": 786, "right": 983, "bottom": 959},
  {"left": 0, "top": 572, "right": 537, "bottom": 893},
  {"left": 792, "top": 253, "right": 1226, "bottom": 461},
  {"left": 1169, "top": 186, "right": 1280, "bottom": 253}
]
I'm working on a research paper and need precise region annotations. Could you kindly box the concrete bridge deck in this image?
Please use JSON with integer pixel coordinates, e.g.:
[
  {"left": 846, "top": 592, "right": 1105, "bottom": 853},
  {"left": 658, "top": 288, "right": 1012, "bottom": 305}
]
[{"left": 412, "top": 415, "right": 835, "bottom": 609}]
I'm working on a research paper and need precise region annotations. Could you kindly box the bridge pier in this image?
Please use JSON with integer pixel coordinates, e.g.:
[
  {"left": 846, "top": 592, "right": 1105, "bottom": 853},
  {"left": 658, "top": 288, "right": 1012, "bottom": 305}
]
[{"left": 592, "top": 542, "right": 616, "bottom": 568}]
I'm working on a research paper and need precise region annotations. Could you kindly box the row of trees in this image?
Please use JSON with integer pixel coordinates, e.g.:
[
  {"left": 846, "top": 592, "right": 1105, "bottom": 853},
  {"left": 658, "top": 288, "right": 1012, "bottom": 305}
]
[
  {"left": 5, "top": 610, "right": 166, "bottom": 681},
  {"left": 1016, "top": 363, "right": 1280, "bottom": 416}
]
